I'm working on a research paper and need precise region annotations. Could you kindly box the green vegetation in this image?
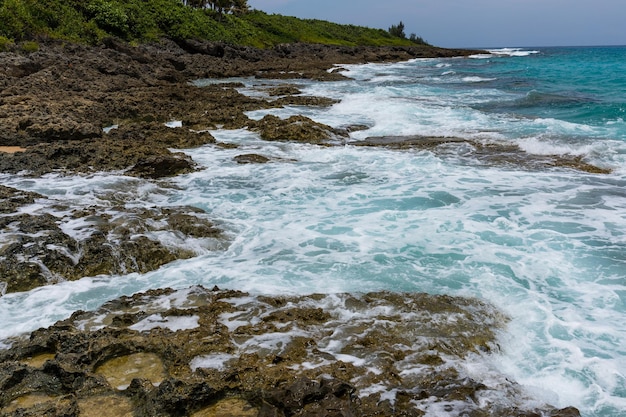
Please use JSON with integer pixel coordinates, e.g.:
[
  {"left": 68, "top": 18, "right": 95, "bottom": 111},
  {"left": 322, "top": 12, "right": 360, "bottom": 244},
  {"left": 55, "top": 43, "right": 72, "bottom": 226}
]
[
  {"left": 0, "top": 0, "right": 428, "bottom": 47},
  {"left": 0, "top": 35, "right": 14, "bottom": 51},
  {"left": 388, "top": 21, "right": 428, "bottom": 45},
  {"left": 20, "top": 39, "right": 38, "bottom": 52},
  {"left": 388, "top": 21, "right": 406, "bottom": 39}
]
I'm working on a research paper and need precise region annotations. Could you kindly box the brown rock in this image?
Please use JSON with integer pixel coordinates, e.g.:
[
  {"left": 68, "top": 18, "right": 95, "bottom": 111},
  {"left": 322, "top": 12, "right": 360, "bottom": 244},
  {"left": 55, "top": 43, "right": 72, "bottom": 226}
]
[
  {"left": 234, "top": 154, "right": 271, "bottom": 164},
  {"left": 128, "top": 153, "right": 196, "bottom": 179},
  {"left": 253, "top": 115, "right": 348, "bottom": 144},
  {"left": 0, "top": 288, "right": 579, "bottom": 417}
]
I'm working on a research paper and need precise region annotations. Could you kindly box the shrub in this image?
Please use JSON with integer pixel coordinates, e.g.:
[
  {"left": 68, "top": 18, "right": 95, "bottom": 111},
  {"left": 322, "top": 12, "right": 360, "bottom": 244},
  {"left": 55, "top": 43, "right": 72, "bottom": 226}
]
[
  {"left": 0, "top": 0, "right": 428, "bottom": 47},
  {"left": 0, "top": 0, "right": 33, "bottom": 39},
  {"left": 21, "top": 40, "right": 39, "bottom": 52},
  {"left": 86, "top": 0, "right": 129, "bottom": 39},
  {"left": 0, "top": 35, "right": 14, "bottom": 51}
]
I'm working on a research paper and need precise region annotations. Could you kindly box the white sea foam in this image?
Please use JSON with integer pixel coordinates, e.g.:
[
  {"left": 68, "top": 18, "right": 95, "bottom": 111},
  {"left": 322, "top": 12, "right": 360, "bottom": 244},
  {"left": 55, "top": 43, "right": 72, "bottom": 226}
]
[
  {"left": 470, "top": 48, "right": 541, "bottom": 59},
  {"left": 129, "top": 314, "right": 199, "bottom": 332},
  {"left": 461, "top": 76, "right": 497, "bottom": 83},
  {"left": 164, "top": 120, "right": 183, "bottom": 128},
  {"left": 517, "top": 136, "right": 596, "bottom": 156},
  {"left": 103, "top": 124, "right": 118, "bottom": 133},
  {"left": 190, "top": 353, "right": 237, "bottom": 371}
]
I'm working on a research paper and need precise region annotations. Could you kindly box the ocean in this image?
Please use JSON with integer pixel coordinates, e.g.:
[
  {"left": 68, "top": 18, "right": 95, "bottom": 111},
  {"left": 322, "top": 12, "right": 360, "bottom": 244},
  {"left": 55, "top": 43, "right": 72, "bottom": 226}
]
[{"left": 1, "top": 46, "right": 626, "bottom": 416}]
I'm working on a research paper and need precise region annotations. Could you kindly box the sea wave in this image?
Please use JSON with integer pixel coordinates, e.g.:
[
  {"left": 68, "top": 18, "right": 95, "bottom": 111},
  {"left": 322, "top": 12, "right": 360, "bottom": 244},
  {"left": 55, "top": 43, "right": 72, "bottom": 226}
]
[
  {"left": 471, "top": 48, "right": 540, "bottom": 59},
  {"left": 462, "top": 76, "right": 497, "bottom": 83}
]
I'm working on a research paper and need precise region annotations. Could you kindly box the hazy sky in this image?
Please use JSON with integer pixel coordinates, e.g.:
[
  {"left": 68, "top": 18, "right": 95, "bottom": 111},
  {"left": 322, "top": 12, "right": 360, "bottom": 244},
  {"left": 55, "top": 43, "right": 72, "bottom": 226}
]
[{"left": 247, "top": 0, "right": 625, "bottom": 48}]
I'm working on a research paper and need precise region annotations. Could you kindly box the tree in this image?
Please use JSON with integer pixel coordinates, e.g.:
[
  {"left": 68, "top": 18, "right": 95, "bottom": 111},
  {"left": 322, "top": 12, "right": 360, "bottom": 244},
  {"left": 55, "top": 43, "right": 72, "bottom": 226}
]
[
  {"left": 409, "top": 33, "right": 428, "bottom": 45},
  {"left": 388, "top": 21, "right": 405, "bottom": 39}
]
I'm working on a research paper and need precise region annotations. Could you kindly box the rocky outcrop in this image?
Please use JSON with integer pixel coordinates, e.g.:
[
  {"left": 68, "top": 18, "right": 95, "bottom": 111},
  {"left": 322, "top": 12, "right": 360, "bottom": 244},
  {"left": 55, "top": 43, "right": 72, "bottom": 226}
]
[
  {"left": 0, "top": 186, "right": 224, "bottom": 294},
  {"left": 0, "top": 287, "right": 580, "bottom": 417},
  {"left": 251, "top": 115, "right": 348, "bottom": 144},
  {"left": 0, "top": 39, "right": 477, "bottom": 147},
  {"left": 354, "top": 135, "right": 612, "bottom": 174},
  {"left": 233, "top": 154, "right": 271, "bottom": 164}
]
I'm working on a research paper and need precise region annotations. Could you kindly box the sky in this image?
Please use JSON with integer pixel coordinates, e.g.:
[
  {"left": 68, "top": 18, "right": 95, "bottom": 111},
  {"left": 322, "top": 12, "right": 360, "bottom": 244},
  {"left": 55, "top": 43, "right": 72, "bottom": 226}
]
[{"left": 247, "top": 0, "right": 625, "bottom": 48}]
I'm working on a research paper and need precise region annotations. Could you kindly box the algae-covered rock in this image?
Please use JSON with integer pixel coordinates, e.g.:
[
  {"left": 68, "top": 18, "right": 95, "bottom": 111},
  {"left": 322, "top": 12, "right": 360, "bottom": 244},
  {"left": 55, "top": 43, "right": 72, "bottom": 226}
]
[
  {"left": 128, "top": 153, "right": 196, "bottom": 179},
  {"left": 0, "top": 287, "right": 580, "bottom": 417}
]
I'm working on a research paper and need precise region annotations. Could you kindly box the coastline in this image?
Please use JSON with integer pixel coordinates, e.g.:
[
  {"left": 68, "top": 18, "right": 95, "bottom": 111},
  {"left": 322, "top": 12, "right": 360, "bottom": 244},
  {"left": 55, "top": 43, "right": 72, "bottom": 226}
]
[
  {"left": 0, "top": 39, "right": 583, "bottom": 416},
  {"left": 0, "top": 38, "right": 484, "bottom": 293}
]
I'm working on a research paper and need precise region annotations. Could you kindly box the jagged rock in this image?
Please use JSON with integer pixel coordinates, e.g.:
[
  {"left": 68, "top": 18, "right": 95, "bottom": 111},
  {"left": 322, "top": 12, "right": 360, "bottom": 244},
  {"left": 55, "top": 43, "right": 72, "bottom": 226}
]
[
  {"left": 128, "top": 153, "right": 196, "bottom": 179},
  {"left": 0, "top": 185, "right": 44, "bottom": 214},
  {"left": 0, "top": 193, "right": 225, "bottom": 294},
  {"left": 355, "top": 135, "right": 612, "bottom": 174},
  {"left": 0, "top": 288, "right": 580, "bottom": 417},
  {"left": 267, "top": 85, "right": 302, "bottom": 96},
  {"left": 272, "top": 95, "right": 339, "bottom": 107},
  {"left": 0, "top": 125, "right": 216, "bottom": 176},
  {"left": 252, "top": 115, "right": 348, "bottom": 144}
]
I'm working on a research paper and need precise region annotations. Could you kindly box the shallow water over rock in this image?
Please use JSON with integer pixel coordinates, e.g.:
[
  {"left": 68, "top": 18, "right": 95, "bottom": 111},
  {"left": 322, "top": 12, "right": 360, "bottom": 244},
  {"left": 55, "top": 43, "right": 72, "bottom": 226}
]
[{"left": 95, "top": 352, "right": 166, "bottom": 390}]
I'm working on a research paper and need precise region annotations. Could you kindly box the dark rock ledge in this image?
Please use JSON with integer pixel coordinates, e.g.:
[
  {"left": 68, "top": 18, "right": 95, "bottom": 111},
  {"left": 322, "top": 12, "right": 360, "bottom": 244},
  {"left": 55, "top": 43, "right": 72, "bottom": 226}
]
[
  {"left": 354, "top": 135, "right": 612, "bottom": 174},
  {"left": 0, "top": 287, "right": 580, "bottom": 417}
]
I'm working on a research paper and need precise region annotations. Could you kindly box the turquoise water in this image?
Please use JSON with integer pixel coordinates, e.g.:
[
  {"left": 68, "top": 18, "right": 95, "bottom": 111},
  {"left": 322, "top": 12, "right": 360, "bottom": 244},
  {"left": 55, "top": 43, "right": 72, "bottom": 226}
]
[
  {"left": 471, "top": 47, "right": 626, "bottom": 132},
  {"left": 1, "top": 46, "right": 626, "bottom": 416}
]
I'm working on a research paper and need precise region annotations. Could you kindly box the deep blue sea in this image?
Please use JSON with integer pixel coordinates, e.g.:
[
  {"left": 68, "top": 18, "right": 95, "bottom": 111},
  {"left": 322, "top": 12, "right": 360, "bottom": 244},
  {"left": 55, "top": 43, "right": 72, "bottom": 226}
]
[{"left": 1, "top": 46, "right": 626, "bottom": 416}]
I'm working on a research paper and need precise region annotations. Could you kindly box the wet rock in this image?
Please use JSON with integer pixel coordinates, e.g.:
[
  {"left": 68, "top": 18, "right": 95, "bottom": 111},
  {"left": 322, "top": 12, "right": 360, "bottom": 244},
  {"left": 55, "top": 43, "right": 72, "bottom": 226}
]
[
  {"left": 0, "top": 288, "right": 579, "bottom": 417},
  {"left": 128, "top": 153, "right": 196, "bottom": 179},
  {"left": 252, "top": 115, "right": 348, "bottom": 144},
  {"left": 0, "top": 186, "right": 44, "bottom": 215},
  {"left": 21, "top": 117, "right": 102, "bottom": 142},
  {"left": 191, "top": 397, "right": 257, "bottom": 417},
  {"left": 234, "top": 154, "right": 271, "bottom": 164},
  {"left": 267, "top": 85, "right": 302, "bottom": 96},
  {"left": 355, "top": 135, "right": 612, "bottom": 174},
  {"left": 272, "top": 95, "right": 339, "bottom": 107},
  {"left": 78, "top": 395, "right": 135, "bottom": 417},
  {"left": 0, "top": 198, "right": 225, "bottom": 294},
  {"left": 95, "top": 352, "right": 166, "bottom": 390},
  {"left": 0, "top": 122, "right": 217, "bottom": 176}
]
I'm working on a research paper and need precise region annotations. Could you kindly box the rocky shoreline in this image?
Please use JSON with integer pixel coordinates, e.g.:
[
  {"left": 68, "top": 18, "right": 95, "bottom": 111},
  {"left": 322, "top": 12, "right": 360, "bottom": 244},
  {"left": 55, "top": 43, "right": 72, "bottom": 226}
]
[
  {"left": 0, "top": 38, "right": 488, "bottom": 295},
  {"left": 0, "top": 38, "right": 588, "bottom": 415},
  {"left": 0, "top": 287, "right": 580, "bottom": 417}
]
